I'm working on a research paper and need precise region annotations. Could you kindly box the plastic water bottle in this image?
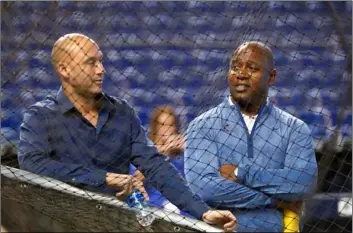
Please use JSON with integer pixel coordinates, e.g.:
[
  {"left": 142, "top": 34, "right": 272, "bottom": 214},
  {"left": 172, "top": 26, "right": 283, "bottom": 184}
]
[{"left": 127, "top": 190, "right": 155, "bottom": 227}]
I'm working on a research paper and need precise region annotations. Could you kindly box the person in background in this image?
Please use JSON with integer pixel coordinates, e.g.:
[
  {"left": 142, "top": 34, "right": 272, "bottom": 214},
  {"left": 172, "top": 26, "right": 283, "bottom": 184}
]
[
  {"left": 148, "top": 105, "right": 185, "bottom": 173},
  {"left": 184, "top": 41, "right": 318, "bottom": 232},
  {"left": 132, "top": 105, "right": 189, "bottom": 216}
]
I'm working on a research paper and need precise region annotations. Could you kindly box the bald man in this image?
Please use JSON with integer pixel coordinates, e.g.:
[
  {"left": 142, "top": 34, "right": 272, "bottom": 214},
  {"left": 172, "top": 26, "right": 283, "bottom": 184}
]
[
  {"left": 185, "top": 41, "right": 318, "bottom": 232},
  {"left": 18, "top": 33, "right": 237, "bottom": 231}
]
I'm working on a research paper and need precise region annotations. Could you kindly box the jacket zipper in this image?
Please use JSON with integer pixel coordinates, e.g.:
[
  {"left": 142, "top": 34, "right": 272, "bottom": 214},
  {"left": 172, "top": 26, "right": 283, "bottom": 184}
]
[{"left": 237, "top": 105, "right": 265, "bottom": 158}]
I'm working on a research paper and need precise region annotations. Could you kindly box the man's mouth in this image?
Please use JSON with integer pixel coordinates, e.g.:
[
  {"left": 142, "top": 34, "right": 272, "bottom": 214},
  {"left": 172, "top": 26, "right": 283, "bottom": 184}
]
[
  {"left": 94, "top": 79, "right": 103, "bottom": 85},
  {"left": 234, "top": 84, "right": 250, "bottom": 92}
]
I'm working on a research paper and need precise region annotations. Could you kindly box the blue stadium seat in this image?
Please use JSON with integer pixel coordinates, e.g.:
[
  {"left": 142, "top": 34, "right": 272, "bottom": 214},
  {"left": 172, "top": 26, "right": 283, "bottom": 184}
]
[
  {"left": 1, "top": 108, "right": 23, "bottom": 131},
  {"left": 134, "top": 97, "right": 152, "bottom": 108},
  {"left": 2, "top": 60, "right": 20, "bottom": 79},
  {"left": 82, "top": 1, "right": 116, "bottom": 12},
  {"left": 275, "top": 92, "right": 307, "bottom": 108},
  {"left": 1, "top": 127, "right": 20, "bottom": 144},
  {"left": 320, "top": 89, "right": 342, "bottom": 108},
  {"left": 181, "top": 95, "right": 204, "bottom": 107},
  {"left": 304, "top": 1, "right": 331, "bottom": 13},
  {"left": 18, "top": 91, "right": 36, "bottom": 108},
  {"left": 299, "top": 112, "right": 326, "bottom": 137},
  {"left": 299, "top": 112, "right": 325, "bottom": 125},
  {"left": 6, "top": 1, "right": 28, "bottom": 11},
  {"left": 267, "top": 2, "right": 309, "bottom": 13},
  {"left": 342, "top": 124, "right": 352, "bottom": 139},
  {"left": 331, "top": 112, "right": 352, "bottom": 126},
  {"left": 274, "top": 70, "right": 297, "bottom": 87},
  {"left": 27, "top": 1, "right": 52, "bottom": 10}
]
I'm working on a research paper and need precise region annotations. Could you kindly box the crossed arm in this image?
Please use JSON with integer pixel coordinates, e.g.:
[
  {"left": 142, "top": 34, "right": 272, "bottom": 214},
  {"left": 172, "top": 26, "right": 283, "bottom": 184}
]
[
  {"left": 185, "top": 124, "right": 276, "bottom": 210},
  {"left": 185, "top": 120, "right": 318, "bottom": 210}
]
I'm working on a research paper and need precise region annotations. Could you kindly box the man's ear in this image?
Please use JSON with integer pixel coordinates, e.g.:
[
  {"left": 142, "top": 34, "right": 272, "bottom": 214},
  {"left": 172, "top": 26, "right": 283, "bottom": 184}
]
[
  {"left": 57, "top": 62, "right": 70, "bottom": 81},
  {"left": 269, "top": 69, "right": 276, "bottom": 86}
]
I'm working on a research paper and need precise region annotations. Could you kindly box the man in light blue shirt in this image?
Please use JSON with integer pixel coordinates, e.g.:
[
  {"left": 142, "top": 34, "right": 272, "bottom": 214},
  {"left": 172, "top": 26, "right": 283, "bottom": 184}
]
[{"left": 185, "top": 41, "right": 318, "bottom": 232}]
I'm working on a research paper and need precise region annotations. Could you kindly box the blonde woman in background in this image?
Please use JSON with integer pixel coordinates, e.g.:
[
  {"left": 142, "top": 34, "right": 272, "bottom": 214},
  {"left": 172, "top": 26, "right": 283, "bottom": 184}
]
[{"left": 131, "top": 105, "right": 191, "bottom": 217}]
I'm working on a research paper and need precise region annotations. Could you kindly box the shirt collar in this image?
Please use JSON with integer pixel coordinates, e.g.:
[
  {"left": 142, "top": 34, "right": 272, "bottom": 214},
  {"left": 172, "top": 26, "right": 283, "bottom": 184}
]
[
  {"left": 56, "top": 86, "right": 115, "bottom": 114},
  {"left": 57, "top": 87, "right": 75, "bottom": 113}
]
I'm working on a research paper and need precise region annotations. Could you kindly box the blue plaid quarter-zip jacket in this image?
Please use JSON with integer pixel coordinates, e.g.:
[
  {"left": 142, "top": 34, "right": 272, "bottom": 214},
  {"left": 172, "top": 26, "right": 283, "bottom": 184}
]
[{"left": 185, "top": 96, "right": 318, "bottom": 232}]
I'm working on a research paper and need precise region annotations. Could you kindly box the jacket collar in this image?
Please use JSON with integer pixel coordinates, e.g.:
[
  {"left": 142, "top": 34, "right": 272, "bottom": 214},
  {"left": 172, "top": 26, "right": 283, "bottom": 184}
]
[
  {"left": 221, "top": 95, "right": 273, "bottom": 121},
  {"left": 56, "top": 86, "right": 115, "bottom": 114}
]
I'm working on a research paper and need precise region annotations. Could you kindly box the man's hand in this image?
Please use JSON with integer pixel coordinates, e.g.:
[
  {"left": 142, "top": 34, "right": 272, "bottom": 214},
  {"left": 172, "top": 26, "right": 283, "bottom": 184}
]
[
  {"left": 202, "top": 210, "right": 237, "bottom": 232},
  {"left": 158, "top": 134, "right": 185, "bottom": 157},
  {"left": 105, "top": 172, "right": 149, "bottom": 201},
  {"left": 134, "top": 170, "right": 146, "bottom": 183},
  {"left": 219, "top": 164, "right": 238, "bottom": 182}
]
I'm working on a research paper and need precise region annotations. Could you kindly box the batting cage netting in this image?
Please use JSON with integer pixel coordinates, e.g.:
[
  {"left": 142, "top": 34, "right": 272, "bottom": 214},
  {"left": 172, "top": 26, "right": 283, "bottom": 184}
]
[{"left": 1, "top": 1, "right": 352, "bottom": 232}]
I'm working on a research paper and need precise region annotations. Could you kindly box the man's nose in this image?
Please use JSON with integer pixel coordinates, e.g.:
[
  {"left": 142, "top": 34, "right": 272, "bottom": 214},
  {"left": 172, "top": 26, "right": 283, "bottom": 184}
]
[
  {"left": 96, "top": 62, "right": 105, "bottom": 75},
  {"left": 236, "top": 66, "right": 250, "bottom": 79}
]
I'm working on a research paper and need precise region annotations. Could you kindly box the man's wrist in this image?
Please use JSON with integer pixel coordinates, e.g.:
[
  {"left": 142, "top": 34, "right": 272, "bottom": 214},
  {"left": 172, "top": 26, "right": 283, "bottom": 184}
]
[
  {"left": 236, "top": 165, "right": 246, "bottom": 183},
  {"left": 271, "top": 199, "right": 279, "bottom": 208},
  {"left": 234, "top": 167, "right": 239, "bottom": 177},
  {"left": 202, "top": 210, "right": 212, "bottom": 222}
]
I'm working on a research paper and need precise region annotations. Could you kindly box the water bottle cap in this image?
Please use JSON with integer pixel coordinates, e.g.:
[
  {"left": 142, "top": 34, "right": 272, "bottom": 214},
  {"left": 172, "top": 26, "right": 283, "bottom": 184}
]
[
  {"left": 135, "top": 191, "right": 144, "bottom": 201},
  {"left": 127, "top": 192, "right": 139, "bottom": 207}
]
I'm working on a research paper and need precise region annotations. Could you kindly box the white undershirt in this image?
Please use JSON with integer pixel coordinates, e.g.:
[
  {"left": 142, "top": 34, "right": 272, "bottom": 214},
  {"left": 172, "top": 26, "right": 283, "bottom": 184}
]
[
  {"left": 228, "top": 96, "right": 258, "bottom": 134},
  {"left": 228, "top": 96, "right": 259, "bottom": 177}
]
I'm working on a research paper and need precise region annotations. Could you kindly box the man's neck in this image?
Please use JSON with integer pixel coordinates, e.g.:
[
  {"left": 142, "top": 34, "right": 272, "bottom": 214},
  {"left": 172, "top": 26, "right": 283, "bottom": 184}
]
[
  {"left": 230, "top": 96, "right": 267, "bottom": 116},
  {"left": 63, "top": 87, "right": 99, "bottom": 115},
  {"left": 238, "top": 102, "right": 261, "bottom": 116}
]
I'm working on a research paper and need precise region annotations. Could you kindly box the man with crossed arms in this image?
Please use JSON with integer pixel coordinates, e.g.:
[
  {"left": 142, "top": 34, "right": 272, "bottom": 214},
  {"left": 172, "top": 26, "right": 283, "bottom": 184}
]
[{"left": 185, "top": 41, "right": 318, "bottom": 232}]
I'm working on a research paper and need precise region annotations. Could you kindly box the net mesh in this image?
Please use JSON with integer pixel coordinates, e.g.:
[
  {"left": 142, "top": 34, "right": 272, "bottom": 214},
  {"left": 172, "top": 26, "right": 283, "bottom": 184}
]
[{"left": 1, "top": 1, "right": 352, "bottom": 232}]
